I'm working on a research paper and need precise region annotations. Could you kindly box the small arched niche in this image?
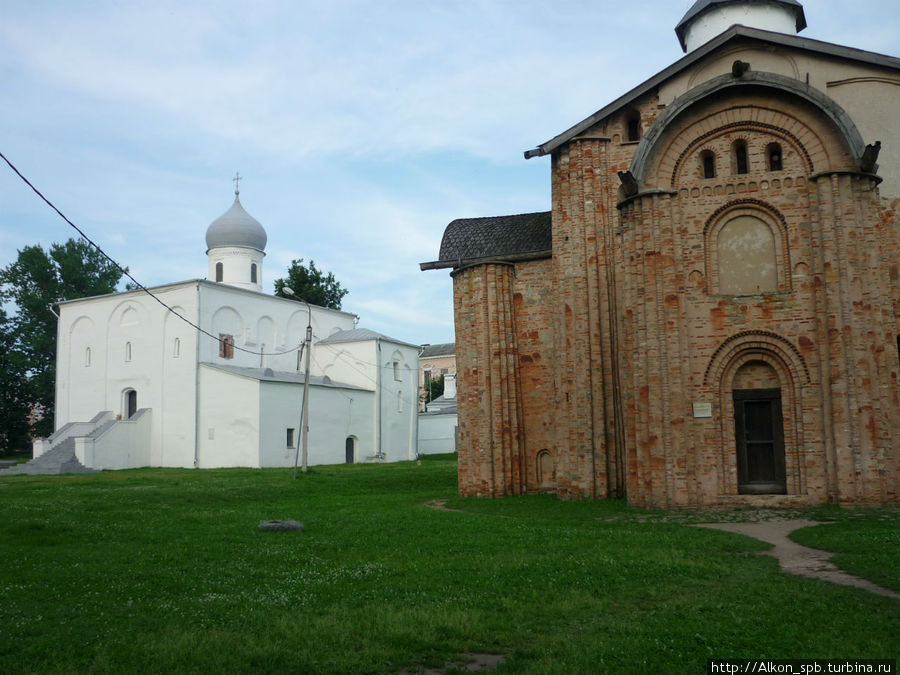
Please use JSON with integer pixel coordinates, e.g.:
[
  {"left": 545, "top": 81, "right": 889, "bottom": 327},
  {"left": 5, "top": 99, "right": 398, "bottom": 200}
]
[{"left": 536, "top": 449, "right": 555, "bottom": 488}]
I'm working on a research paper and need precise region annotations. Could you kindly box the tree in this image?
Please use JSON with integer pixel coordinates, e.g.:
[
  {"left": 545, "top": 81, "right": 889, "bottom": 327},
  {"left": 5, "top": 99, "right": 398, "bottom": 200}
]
[
  {"left": 428, "top": 374, "right": 444, "bottom": 401},
  {"left": 0, "top": 238, "right": 126, "bottom": 437},
  {"left": 0, "top": 309, "right": 31, "bottom": 453},
  {"left": 273, "top": 258, "right": 348, "bottom": 310}
]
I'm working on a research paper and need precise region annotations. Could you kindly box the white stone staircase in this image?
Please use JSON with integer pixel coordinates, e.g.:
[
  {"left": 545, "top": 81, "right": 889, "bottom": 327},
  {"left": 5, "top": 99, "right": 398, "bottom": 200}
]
[{"left": 0, "top": 437, "right": 99, "bottom": 475}]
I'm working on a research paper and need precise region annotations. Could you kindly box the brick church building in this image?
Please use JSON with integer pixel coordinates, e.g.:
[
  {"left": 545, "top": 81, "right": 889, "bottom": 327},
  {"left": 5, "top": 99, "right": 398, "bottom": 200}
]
[{"left": 422, "top": 0, "right": 900, "bottom": 508}]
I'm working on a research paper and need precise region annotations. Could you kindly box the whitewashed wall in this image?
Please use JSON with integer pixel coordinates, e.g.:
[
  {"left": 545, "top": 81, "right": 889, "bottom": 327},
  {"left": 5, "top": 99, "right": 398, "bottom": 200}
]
[{"left": 57, "top": 282, "right": 200, "bottom": 468}]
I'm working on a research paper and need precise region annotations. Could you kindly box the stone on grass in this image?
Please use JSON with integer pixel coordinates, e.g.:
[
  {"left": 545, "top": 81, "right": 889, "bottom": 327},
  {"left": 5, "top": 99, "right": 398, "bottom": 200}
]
[{"left": 258, "top": 519, "right": 304, "bottom": 532}]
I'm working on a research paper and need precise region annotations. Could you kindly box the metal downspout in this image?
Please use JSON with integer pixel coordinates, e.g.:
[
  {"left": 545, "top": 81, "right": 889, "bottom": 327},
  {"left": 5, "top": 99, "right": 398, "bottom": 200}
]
[
  {"left": 194, "top": 282, "right": 201, "bottom": 468},
  {"left": 375, "top": 338, "right": 382, "bottom": 458}
]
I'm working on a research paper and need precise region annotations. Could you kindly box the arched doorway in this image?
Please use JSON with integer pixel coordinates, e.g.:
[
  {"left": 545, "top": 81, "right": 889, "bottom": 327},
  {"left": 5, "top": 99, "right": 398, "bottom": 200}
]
[
  {"left": 124, "top": 389, "right": 137, "bottom": 419},
  {"left": 536, "top": 449, "right": 555, "bottom": 488},
  {"left": 345, "top": 437, "right": 356, "bottom": 464},
  {"left": 732, "top": 362, "right": 786, "bottom": 494}
]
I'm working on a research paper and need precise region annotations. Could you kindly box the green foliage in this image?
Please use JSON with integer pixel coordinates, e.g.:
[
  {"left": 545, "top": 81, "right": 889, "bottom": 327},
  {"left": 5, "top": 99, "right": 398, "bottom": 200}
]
[
  {"left": 0, "top": 460, "right": 897, "bottom": 673},
  {"left": 0, "top": 308, "right": 31, "bottom": 452},
  {"left": 428, "top": 373, "right": 444, "bottom": 401},
  {"left": 273, "top": 258, "right": 348, "bottom": 310},
  {"left": 0, "top": 238, "right": 125, "bottom": 437}
]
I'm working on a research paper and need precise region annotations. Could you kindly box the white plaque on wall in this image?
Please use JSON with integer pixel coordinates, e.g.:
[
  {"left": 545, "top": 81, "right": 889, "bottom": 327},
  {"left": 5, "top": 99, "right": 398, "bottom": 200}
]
[{"left": 692, "top": 402, "right": 712, "bottom": 418}]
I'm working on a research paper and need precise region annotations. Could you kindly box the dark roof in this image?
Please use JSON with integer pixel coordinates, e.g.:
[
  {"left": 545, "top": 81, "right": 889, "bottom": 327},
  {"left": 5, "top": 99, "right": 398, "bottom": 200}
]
[
  {"left": 524, "top": 25, "right": 900, "bottom": 160},
  {"left": 317, "top": 328, "right": 419, "bottom": 349},
  {"left": 420, "top": 343, "right": 455, "bottom": 358},
  {"left": 675, "top": 0, "right": 806, "bottom": 52},
  {"left": 423, "top": 395, "right": 458, "bottom": 415},
  {"left": 201, "top": 363, "right": 368, "bottom": 391},
  {"left": 420, "top": 211, "right": 551, "bottom": 270}
]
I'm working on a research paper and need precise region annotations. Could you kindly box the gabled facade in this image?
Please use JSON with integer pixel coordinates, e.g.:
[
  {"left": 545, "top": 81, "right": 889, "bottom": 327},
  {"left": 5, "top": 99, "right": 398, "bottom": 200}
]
[{"left": 423, "top": 1, "right": 900, "bottom": 508}]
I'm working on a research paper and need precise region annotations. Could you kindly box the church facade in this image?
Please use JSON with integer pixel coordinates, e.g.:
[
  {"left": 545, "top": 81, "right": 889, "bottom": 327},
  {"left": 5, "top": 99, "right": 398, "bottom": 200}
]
[
  {"left": 32, "top": 187, "right": 419, "bottom": 471},
  {"left": 422, "top": 0, "right": 900, "bottom": 508}
]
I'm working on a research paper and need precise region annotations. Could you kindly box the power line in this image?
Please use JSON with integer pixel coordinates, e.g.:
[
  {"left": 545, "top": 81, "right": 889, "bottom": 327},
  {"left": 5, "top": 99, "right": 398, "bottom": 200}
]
[{"left": 0, "top": 150, "right": 301, "bottom": 357}]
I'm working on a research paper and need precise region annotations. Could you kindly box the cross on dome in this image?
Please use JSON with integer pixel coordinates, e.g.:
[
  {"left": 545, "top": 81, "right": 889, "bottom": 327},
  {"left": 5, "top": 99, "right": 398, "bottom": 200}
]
[{"left": 233, "top": 171, "right": 242, "bottom": 196}]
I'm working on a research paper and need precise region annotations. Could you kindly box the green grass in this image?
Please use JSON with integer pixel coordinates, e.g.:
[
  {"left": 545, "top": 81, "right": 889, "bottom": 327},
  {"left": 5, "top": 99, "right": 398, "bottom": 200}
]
[
  {"left": 0, "top": 455, "right": 897, "bottom": 674},
  {"left": 789, "top": 520, "right": 900, "bottom": 592}
]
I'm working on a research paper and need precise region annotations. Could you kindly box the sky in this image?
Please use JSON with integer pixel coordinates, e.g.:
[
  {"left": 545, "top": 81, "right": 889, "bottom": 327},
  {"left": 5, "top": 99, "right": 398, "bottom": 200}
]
[{"left": 2, "top": 0, "right": 899, "bottom": 346}]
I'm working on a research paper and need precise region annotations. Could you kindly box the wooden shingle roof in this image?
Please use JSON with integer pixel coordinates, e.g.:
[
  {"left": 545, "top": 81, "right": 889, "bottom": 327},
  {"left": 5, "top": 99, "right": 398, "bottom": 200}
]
[{"left": 420, "top": 211, "right": 551, "bottom": 270}]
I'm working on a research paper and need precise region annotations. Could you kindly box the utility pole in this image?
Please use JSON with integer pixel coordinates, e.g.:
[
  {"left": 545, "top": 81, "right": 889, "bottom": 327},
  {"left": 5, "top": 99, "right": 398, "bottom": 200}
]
[
  {"left": 300, "top": 320, "right": 312, "bottom": 473},
  {"left": 284, "top": 287, "right": 312, "bottom": 477}
]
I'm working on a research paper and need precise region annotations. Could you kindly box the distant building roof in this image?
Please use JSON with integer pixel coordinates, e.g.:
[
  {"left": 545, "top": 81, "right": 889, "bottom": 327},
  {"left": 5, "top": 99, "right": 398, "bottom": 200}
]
[
  {"left": 422, "top": 394, "right": 458, "bottom": 415},
  {"left": 420, "top": 211, "right": 551, "bottom": 270},
  {"left": 317, "top": 328, "right": 419, "bottom": 349},
  {"left": 201, "top": 363, "right": 368, "bottom": 390},
  {"left": 420, "top": 343, "right": 456, "bottom": 359}
]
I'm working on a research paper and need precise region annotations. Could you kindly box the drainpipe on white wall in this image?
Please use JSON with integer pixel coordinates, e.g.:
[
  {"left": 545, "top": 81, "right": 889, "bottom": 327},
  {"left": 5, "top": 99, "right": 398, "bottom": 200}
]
[
  {"left": 49, "top": 302, "right": 61, "bottom": 434},
  {"left": 408, "top": 354, "right": 418, "bottom": 460},
  {"left": 375, "top": 338, "right": 382, "bottom": 459},
  {"left": 193, "top": 282, "right": 201, "bottom": 468}
]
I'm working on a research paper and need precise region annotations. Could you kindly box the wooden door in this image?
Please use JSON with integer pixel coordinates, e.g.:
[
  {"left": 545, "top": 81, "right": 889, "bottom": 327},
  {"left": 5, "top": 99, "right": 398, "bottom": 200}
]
[
  {"left": 345, "top": 437, "right": 354, "bottom": 464},
  {"left": 733, "top": 388, "right": 786, "bottom": 494}
]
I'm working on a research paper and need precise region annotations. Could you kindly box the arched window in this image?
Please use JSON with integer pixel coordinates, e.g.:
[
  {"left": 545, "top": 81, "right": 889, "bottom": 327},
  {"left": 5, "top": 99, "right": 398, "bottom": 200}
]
[
  {"left": 733, "top": 140, "right": 748, "bottom": 174},
  {"left": 717, "top": 216, "right": 777, "bottom": 294},
  {"left": 215, "top": 262, "right": 223, "bottom": 282},
  {"left": 625, "top": 110, "right": 641, "bottom": 142},
  {"left": 700, "top": 150, "right": 716, "bottom": 179},
  {"left": 766, "top": 143, "right": 783, "bottom": 171},
  {"left": 250, "top": 263, "right": 257, "bottom": 284}
]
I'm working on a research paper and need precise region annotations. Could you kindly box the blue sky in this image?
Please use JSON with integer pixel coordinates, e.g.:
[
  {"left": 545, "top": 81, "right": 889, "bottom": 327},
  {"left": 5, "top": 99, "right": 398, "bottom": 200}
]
[{"left": 2, "top": 0, "right": 899, "bottom": 346}]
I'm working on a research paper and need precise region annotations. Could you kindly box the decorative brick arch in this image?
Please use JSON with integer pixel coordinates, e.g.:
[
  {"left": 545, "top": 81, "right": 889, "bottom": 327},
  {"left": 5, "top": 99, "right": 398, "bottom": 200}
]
[
  {"left": 630, "top": 71, "right": 867, "bottom": 189},
  {"left": 703, "top": 199, "right": 792, "bottom": 295},
  {"left": 669, "top": 117, "right": 814, "bottom": 188},
  {"left": 704, "top": 330, "right": 810, "bottom": 387},
  {"left": 705, "top": 331, "right": 810, "bottom": 496}
]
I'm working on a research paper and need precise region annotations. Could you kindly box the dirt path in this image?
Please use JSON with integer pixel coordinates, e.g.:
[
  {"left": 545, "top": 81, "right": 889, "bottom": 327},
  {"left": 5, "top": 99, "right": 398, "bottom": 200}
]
[
  {"left": 422, "top": 501, "right": 898, "bottom": 600},
  {"left": 694, "top": 520, "right": 900, "bottom": 600}
]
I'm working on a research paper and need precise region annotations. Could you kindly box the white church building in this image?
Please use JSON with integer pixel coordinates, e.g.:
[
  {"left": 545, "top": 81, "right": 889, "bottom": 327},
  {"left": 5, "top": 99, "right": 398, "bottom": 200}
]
[{"left": 27, "top": 186, "right": 420, "bottom": 471}]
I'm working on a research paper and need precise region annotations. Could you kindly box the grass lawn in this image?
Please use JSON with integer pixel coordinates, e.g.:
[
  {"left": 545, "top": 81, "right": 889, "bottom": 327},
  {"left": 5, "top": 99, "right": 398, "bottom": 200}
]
[{"left": 0, "top": 454, "right": 897, "bottom": 674}]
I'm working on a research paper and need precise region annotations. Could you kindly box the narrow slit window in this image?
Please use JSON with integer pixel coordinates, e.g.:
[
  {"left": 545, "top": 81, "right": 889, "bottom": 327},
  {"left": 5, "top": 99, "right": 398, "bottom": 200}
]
[
  {"left": 286, "top": 428, "right": 295, "bottom": 448},
  {"left": 250, "top": 263, "right": 257, "bottom": 284},
  {"left": 767, "top": 143, "right": 783, "bottom": 171},
  {"left": 173, "top": 337, "right": 181, "bottom": 358},
  {"left": 215, "top": 262, "right": 223, "bottom": 282},
  {"left": 85, "top": 347, "right": 92, "bottom": 367},
  {"left": 734, "top": 140, "right": 748, "bottom": 174},
  {"left": 125, "top": 342, "right": 132, "bottom": 362},
  {"left": 701, "top": 150, "right": 716, "bottom": 179},
  {"left": 625, "top": 111, "right": 641, "bottom": 142}
]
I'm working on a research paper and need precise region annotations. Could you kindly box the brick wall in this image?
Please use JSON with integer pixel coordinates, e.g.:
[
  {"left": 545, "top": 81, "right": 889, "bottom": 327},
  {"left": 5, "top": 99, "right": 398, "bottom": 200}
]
[{"left": 453, "top": 81, "right": 899, "bottom": 508}]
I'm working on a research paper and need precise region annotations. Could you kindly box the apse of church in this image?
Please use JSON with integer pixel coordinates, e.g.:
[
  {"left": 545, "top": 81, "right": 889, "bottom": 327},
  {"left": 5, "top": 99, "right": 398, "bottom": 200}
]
[{"left": 422, "top": 0, "right": 900, "bottom": 508}]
